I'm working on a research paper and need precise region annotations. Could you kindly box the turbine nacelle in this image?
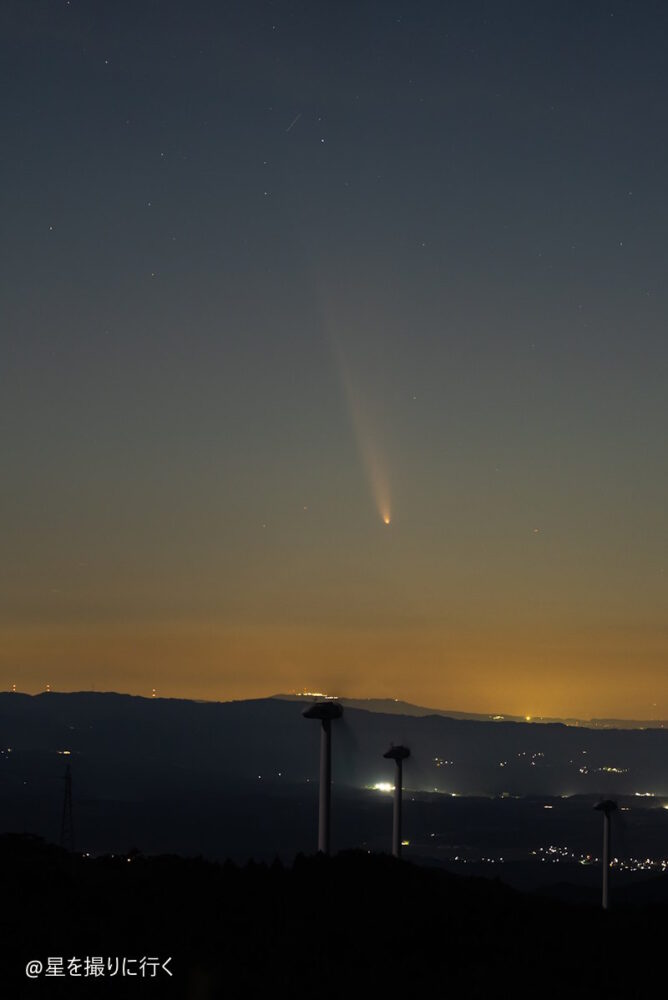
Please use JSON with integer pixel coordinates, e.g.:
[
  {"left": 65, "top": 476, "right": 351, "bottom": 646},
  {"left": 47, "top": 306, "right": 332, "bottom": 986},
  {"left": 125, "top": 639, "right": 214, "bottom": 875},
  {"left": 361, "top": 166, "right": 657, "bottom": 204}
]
[
  {"left": 302, "top": 702, "right": 344, "bottom": 722},
  {"left": 383, "top": 744, "right": 410, "bottom": 762}
]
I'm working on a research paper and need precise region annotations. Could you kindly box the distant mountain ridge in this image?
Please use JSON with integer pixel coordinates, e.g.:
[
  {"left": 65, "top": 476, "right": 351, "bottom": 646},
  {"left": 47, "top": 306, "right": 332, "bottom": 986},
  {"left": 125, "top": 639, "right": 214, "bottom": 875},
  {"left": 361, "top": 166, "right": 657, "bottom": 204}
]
[
  {"left": 3, "top": 691, "right": 668, "bottom": 801},
  {"left": 274, "top": 692, "right": 668, "bottom": 730}
]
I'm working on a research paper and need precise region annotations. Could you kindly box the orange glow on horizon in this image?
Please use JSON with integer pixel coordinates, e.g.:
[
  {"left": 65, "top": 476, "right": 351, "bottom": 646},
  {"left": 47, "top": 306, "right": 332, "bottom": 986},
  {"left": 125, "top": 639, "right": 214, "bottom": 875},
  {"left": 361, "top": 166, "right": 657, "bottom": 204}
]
[{"left": 4, "top": 618, "right": 668, "bottom": 720}]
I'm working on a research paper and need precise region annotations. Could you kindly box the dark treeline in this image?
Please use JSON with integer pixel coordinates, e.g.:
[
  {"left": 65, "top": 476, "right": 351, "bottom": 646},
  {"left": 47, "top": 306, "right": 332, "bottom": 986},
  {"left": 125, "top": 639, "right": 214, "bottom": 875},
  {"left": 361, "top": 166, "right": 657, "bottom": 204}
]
[{"left": 1, "top": 833, "right": 665, "bottom": 999}]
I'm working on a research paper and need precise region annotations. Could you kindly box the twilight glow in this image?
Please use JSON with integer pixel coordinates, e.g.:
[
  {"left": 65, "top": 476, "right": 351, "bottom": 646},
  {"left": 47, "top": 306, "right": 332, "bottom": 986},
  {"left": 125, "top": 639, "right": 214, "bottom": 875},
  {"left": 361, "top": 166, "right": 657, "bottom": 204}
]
[{"left": 2, "top": 1, "right": 668, "bottom": 720}]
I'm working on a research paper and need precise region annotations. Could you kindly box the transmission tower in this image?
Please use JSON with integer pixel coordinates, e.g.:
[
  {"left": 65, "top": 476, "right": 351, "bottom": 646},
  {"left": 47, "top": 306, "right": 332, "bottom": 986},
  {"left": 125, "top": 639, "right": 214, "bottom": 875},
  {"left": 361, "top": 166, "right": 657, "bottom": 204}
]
[{"left": 60, "top": 763, "right": 75, "bottom": 851}]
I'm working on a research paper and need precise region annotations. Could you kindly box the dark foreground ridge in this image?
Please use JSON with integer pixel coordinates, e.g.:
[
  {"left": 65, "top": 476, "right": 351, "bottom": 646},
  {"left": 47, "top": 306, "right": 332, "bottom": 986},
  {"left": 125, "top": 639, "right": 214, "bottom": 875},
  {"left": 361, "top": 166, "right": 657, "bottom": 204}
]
[{"left": 1, "top": 833, "right": 665, "bottom": 999}]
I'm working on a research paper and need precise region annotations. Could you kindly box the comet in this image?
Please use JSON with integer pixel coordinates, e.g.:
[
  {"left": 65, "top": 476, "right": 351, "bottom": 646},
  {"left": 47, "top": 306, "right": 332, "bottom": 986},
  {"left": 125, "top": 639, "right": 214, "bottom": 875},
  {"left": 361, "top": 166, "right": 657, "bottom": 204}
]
[
  {"left": 334, "top": 354, "right": 392, "bottom": 525},
  {"left": 314, "top": 280, "right": 393, "bottom": 526}
]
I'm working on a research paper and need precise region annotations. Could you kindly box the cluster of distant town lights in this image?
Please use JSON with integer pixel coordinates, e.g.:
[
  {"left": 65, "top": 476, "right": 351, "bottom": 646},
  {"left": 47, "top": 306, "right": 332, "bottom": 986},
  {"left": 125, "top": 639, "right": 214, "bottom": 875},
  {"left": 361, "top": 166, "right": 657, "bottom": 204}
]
[{"left": 530, "top": 846, "right": 668, "bottom": 874}]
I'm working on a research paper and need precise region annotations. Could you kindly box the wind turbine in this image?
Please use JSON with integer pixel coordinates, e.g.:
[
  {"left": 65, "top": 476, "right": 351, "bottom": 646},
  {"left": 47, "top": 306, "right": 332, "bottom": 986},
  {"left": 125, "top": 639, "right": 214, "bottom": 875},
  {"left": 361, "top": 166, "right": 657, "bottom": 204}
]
[
  {"left": 594, "top": 799, "right": 617, "bottom": 910},
  {"left": 383, "top": 744, "right": 410, "bottom": 858},
  {"left": 302, "top": 701, "right": 343, "bottom": 854}
]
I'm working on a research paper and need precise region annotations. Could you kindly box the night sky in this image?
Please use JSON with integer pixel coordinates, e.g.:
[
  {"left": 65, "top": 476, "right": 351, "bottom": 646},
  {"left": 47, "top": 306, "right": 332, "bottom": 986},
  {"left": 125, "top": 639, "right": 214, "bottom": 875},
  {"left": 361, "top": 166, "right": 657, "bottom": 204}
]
[{"left": 3, "top": 1, "right": 668, "bottom": 717}]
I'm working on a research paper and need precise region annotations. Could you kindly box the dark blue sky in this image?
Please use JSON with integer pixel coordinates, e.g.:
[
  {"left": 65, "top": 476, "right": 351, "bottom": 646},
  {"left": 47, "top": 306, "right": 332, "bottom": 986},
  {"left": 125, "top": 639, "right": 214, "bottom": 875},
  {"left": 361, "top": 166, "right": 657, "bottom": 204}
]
[{"left": 2, "top": 0, "right": 668, "bottom": 717}]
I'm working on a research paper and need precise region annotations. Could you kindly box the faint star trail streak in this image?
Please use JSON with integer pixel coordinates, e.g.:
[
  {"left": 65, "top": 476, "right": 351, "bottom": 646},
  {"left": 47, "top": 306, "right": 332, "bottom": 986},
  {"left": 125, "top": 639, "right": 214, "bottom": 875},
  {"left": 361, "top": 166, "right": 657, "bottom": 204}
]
[{"left": 285, "top": 113, "right": 302, "bottom": 133}]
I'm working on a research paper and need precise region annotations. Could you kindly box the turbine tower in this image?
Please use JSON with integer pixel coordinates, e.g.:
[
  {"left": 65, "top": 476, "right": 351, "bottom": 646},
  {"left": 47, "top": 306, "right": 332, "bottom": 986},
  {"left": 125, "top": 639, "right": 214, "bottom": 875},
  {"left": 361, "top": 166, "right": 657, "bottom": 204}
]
[
  {"left": 594, "top": 799, "right": 617, "bottom": 910},
  {"left": 383, "top": 745, "right": 410, "bottom": 857},
  {"left": 302, "top": 701, "right": 343, "bottom": 854}
]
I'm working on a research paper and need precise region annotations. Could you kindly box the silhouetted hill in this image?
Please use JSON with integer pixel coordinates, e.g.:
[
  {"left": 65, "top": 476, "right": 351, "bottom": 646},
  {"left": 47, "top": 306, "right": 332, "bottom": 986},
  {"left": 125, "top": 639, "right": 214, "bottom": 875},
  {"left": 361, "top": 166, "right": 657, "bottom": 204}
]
[
  {"left": 0, "top": 833, "right": 663, "bottom": 999},
  {"left": 274, "top": 692, "right": 516, "bottom": 721},
  {"left": 275, "top": 692, "right": 668, "bottom": 729}
]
